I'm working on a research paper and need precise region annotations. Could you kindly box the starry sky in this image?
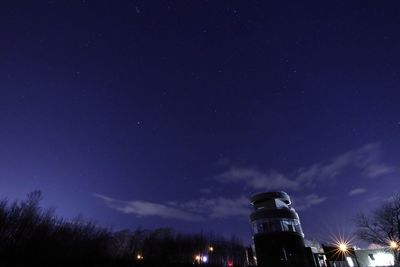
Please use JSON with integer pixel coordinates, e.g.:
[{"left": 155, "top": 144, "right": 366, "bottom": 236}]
[{"left": 1, "top": 1, "right": 400, "bottom": 245}]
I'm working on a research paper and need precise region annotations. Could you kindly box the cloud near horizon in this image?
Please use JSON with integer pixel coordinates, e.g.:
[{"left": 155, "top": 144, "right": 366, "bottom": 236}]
[
  {"left": 95, "top": 143, "right": 392, "bottom": 221},
  {"left": 94, "top": 193, "right": 251, "bottom": 221},
  {"left": 216, "top": 143, "right": 393, "bottom": 192},
  {"left": 292, "top": 194, "right": 328, "bottom": 211},
  {"left": 95, "top": 192, "right": 325, "bottom": 221},
  {"left": 348, "top": 187, "right": 367, "bottom": 196},
  {"left": 94, "top": 194, "right": 205, "bottom": 222}
]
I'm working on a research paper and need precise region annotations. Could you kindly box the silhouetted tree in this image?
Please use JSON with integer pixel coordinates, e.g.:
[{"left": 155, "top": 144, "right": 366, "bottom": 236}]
[
  {"left": 0, "top": 191, "right": 248, "bottom": 267},
  {"left": 356, "top": 194, "right": 400, "bottom": 267},
  {"left": 0, "top": 191, "right": 113, "bottom": 266}
]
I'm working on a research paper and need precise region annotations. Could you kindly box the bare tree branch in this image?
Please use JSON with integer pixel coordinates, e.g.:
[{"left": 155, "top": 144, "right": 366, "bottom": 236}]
[{"left": 355, "top": 194, "right": 400, "bottom": 267}]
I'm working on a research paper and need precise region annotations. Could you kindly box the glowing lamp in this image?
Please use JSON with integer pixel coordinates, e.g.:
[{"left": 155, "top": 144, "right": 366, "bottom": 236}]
[
  {"left": 390, "top": 241, "right": 398, "bottom": 249},
  {"left": 339, "top": 243, "right": 348, "bottom": 252}
]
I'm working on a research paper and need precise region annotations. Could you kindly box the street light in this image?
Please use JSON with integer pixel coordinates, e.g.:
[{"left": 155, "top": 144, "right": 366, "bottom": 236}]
[
  {"left": 390, "top": 241, "right": 398, "bottom": 249},
  {"left": 209, "top": 246, "right": 214, "bottom": 252},
  {"left": 339, "top": 243, "right": 348, "bottom": 253},
  {"left": 202, "top": 255, "right": 208, "bottom": 263}
]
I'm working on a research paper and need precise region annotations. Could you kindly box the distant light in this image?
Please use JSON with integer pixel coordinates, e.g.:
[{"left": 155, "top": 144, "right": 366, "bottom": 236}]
[
  {"left": 136, "top": 254, "right": 143, "bottom": 260},
  {"left": 339, "top": 243, "right": 348, "bottom": 252},
  {"left": 331, "top": 234, "right": 354, "bottom": 255},
  {"left": 390, "top": 241, "right": 398, "bottom": 249},
  {"left": 227, "top": 260, "right": 233, "bottom": 267},
  {"left": 209, "top": 246, "right": 214, "bottom": 252},
  {"left": 202, "top": 255, "right": 208, "bottom": 262},
  {"left": 195, "top": 255, "right": 201, "bottom": 261}
]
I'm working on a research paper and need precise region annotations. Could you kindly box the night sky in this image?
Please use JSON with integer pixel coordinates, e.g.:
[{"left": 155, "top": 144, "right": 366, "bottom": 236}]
[{"left": 1, "top": 1, "right": 400, "bottom": 246}]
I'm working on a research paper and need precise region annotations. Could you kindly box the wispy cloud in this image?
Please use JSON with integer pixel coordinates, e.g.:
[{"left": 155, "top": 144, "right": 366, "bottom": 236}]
[
  {"left": 175, "top": 196, "right": 250, "bottom": 219},
  {"left": 348, "top": 187, "right": 366, "bottom": 196},
  {"left": 95, "top": 143, "right": 392, "bottom": 220},
  {"left": 363, "top": 164, "right": 393, "bottom": 178},
  {"left": 94, "top": 194, "right": 204, "bottom": 222},
  {"left": 94, "top": 194, "right": 250, "bottom": 221},
  {"left": 216, "top": 169, "right": 299, "bottom": 191},
  {"left": 216, "top": 143, "right": 393, "bottom": 191},
  {"left": 292, "top": 194, "right": 328, "bottom": 211}
]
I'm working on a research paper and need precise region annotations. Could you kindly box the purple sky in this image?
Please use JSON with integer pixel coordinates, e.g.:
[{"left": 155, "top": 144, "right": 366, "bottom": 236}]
[{"left": 1, "top": 1, "right": 400, "bottom": 245}]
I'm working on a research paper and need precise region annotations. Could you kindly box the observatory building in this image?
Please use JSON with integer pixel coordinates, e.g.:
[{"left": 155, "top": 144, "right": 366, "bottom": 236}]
[{"left": 249, "top": 191, "right": 310, "bottom": 267}]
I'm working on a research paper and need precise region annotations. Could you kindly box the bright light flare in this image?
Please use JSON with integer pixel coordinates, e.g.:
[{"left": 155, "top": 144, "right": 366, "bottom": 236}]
[
  {"left": 202, "top": 255, "right": 208, "bottom": 262},
  {"left": 390, "top": 240, "right": 398, "bottom": 249},
  {"left": 329, "top": 232, "right": 354, "bottom": 257},
  {"left": 209, "top": 246, "right": 214, "bottom": 252},
  {"left": 339, "top": 243, "right": 348, "bottom": 252},
  {"left": 331, "top": 238, "right": 352, "bottom": 259}
]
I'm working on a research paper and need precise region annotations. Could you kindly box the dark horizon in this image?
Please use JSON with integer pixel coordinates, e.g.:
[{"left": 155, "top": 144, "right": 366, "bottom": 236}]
[{"left": 1, "top": 1, "right": 400, "bottom": 246}]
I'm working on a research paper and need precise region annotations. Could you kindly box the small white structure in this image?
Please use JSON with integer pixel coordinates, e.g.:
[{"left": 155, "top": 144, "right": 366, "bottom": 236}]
[{"left": 354, "top": 248, "right": 394, "bottom": 267}]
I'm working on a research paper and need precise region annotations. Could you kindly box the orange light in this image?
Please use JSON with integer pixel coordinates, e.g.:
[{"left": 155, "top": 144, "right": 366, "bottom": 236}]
[
  {"left": 390, "top": 241, "right": 398, "bottom": 249},
  {"left": 209, "top": 246, "right": 214, "bottom": 252},
  {"left": 339, "top": 243, "right": 348, "bottom": 252},
  {"left": 136, "top": 254, "right": 143, "bottom": 260}
]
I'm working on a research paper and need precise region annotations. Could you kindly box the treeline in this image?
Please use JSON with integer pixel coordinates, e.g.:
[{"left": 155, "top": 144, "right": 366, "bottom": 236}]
[
  {"left": 0, "top": 191, "right": 247, "bottom": 267},
  {"left": 113, "top": 228, "right": 246, "bottom": 266}
]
